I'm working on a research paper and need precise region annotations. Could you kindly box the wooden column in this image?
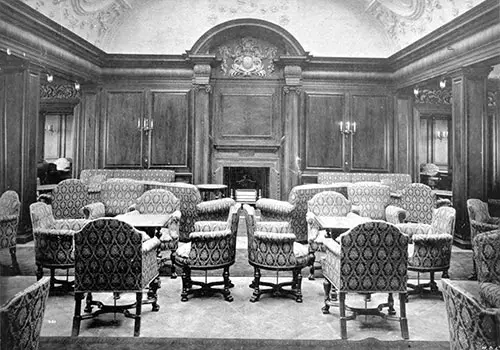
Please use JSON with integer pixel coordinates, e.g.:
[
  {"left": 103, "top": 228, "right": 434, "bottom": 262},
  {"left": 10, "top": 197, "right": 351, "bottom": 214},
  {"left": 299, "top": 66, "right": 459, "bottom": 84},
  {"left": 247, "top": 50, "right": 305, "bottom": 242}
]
[
  {"left": 281, "top": 60, "right": 305, "bottom": 199},
  {"left": 0, "top": 64, "right": 40, "bottom": 242},
  {"left": 451, "top": 66, "right": 492, "bottom": 248},
  {"left": 189, "top": 55, "right": 215, "bottom": 185},
  {"left": 393, "top": 93, "right": 414, "bottom": 178}
]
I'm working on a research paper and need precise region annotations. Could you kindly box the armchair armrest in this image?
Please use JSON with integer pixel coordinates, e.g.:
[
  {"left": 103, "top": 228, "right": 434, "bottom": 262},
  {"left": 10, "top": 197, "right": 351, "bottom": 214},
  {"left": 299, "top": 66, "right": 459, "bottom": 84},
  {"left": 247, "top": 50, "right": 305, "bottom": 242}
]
[
  {"left": 81, "top": 202, "right": 105, "bottom": 219},
  {"left": 489, "top": 217, "right": 500, "bottom": 225},
  {"left": 323, "top": 238, "right": 341, "bottom": 256},
  {"left": 52, "top": 219, "right": 89, "bottom": 231},
  {"left": 255, "top": 198, "right": 294, "bottom": 216},
  {"left": 194, "top": 221, "right": 228, "bottom": 232},
  {"left": 480, "top": 282, "right": 500, "bottom": 309},
  {"left": 0, "top": 214, "right": 17, "bottom": 224},
  {"left": 385, "top": 205, "right": 408, "bottom": 224},
  {"left": 142, "top": 236, "right": 160, "bottom": 253},
  {"left": 33, "top": 228, "right": 75, "bottom": 237},
  {"left": 412, "top": 232, "right": 453, "bottom": 244},
  {"left": 189, "top": 229, "right": 233, "bottom": 241},
  {"left": 254, "top": 231, "right": 296, "bottom": 243},
  {"left": 396, "top": 223, "right": 431, "bottom": 239},
  {"left": 471, "top": 220, "right": 500, "bottom": 234}
]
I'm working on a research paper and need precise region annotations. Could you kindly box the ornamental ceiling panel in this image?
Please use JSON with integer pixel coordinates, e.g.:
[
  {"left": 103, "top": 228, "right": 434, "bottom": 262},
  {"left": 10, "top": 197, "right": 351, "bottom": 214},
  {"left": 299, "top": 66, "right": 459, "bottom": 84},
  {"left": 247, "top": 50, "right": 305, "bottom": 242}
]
[{"left": 21, "top": 0, "right": 485, "bottom": 57}]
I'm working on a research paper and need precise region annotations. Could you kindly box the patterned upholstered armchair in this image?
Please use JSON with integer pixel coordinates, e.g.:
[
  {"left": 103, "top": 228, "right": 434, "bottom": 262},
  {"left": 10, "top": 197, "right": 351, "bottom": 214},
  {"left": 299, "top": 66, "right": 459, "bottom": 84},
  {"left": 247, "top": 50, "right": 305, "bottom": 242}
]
[
  {"left": 51, "top": 179, "right": 90, "bottom": 219},
  {"left": 174, "top": 203, "right": 240, "bottom": 302},
  {"left": 243, "top": 204, "right": 310, "bottom": 303},
  {"left": 347, "top": 182, "right": 406, "bottom": 222},
  {"left": 306, "top": 191, "right": 368, "bottom": 280},
  {"left": 155, "top": 182, "right": 235, "bottom": 242},
  {"left": 0, "top": 277, "right": 50, "bottom": 350},
  {"left": 0, "top": 190, "right": 20, "bottom": 274},
  {"left": 256, "top": 184, "right": 346, "bottom": 243},
  {"left": 72, "top": 218, "right": 161, "bottom": 337},
  {"left": 321, "top": 221, "right": 409, "bottom": 340},
  {"left": 396, "top": 206, "right": 456, "bottom": 298},
  {"left": 82, "top": 179, "right": 145, "bottom": 218},
  {"left": 467, "top": 199, "right": 500, "bottom": 280},
  {"left": 388, "top": 183, "right": 440, "bottom": 224},
  {"left": 442, "top": 230, "right": 500, "bottom": 350},
  {"left": 30, "top": 202, "right": 88, "bottom": 292},
  {"left": 124, "top": 189, "right": 182, "bottom": 278}
]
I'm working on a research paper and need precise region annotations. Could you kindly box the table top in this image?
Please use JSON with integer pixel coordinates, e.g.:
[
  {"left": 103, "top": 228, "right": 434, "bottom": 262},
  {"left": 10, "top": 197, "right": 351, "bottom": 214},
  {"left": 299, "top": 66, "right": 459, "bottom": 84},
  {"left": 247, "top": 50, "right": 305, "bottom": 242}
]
[
  {"left": 196, "top": 184, "right": 228, "bottom": 190},
  {"left": 433, "top": 189, "right": 452, "bottom": 198},
  {"left": 115, "top": 213, "right": 172, "bottom": 228},
  {"left": 315, "top": 215, "right": 370, "bottom": 231},
  {"left": 37, "top": 184, "right": 58, "bottom": 191}
]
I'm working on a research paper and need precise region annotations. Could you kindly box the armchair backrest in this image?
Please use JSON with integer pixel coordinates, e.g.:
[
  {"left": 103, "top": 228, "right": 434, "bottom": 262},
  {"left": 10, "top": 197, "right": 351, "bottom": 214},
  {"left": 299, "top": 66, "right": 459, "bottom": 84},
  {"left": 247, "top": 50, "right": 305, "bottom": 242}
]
[
  {"left": 392, "top": 183, "right": 436, "bottom": 224},
  {"left": 431, "top": 206, "right": 456, "bottom": 235},
  {"left": 100, "top": 179, "right": 145, "bottom": 216},
  {"left": 473, "top": 229, "right": 500, "bottom": 284},
  {"left": 308, "top": 191, "right": 352, "bottom": 217},
  {"left": 0, "top": 277, "right": 50, "bottom": 350},
  {"left": 29, "top": 202, "right": 56, "bottom": 230},
  {"left": 347, "top": 183, "right": 391, "bottom": 220},
  {"left": 0, "top": 191, "right": 20, "bottom": 249},
  {"left": 287, "top": 184, "right": 345, "bottom": 242},
  {"left": 0, "top": 190, "right": 20, "bottom": 217},
  {"left": 157, "top": 182, "right": 202, "bottom": 240},
  {"left": 51, "top": 179, "right": 90, "bottom": 219},
  {"left": 133, "top": 189, "right": 180, "bottom": 214},
  {"left": 339, "top": 221, "right": 408, "bottom": 292},
  {"left": 467, "top": 198, "right": 491, "bottom": 223},
  {"left": 74, "top": 218, "right": 151, "bottom": 292}
]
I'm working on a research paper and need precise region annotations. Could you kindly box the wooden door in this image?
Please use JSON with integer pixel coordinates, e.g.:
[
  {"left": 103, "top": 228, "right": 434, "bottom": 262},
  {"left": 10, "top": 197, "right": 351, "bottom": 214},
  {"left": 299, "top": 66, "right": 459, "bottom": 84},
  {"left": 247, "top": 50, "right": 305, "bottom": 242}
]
[
  {"left": 350, "top": 95, "right": 390, "bottom": 172},
  {"left": 149, "top": 90, "right": 190, "bottom": 168},
  {"left": 103, "top": 90, "right": 145, "bottom": 167},
  {"left": 303, "top": 93, "right": 345, "bottom": 171}
]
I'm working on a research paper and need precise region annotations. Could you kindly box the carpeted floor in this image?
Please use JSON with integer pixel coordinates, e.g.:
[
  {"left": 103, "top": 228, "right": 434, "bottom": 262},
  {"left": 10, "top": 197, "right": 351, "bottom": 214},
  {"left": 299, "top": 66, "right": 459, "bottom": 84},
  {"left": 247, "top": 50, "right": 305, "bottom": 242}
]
[
  {"left": 0, "top": 243, "right": 474, "bottom": 280},
  {"left": 39, "top": 336, "right": 449, "bottom": 350}
]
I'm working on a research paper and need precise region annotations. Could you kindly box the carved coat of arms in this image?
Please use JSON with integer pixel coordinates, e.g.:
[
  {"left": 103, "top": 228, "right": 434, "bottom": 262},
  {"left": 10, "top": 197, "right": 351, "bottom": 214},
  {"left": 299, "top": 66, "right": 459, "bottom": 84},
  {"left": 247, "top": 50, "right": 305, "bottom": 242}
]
[{"left": 218, "top": 37, "right": 278, "bottom": 77}]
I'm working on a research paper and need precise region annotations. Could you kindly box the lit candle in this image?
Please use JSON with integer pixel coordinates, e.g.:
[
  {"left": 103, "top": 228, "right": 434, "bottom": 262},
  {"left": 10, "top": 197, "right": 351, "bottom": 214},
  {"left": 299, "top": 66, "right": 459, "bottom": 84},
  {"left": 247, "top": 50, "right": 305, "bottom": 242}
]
[
  {"left": 346, "top": 121, "right": 350, "bottom": 133},
  {"left": 150, "top": 119, "right": 154, "bottom": 129},
  {"left": 339, "top": 121, "right": 343, "bottom": 133},
  {"left": 352, "top": 122, "right": 356, "bottom": 133}
]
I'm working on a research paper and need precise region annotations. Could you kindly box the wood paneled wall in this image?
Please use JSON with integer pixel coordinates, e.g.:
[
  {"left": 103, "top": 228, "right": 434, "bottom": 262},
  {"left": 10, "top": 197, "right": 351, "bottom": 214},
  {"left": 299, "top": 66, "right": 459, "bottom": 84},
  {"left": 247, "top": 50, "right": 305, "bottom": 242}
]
[{"left": 0, "top": 67, "right": 40, "bottom": 242}]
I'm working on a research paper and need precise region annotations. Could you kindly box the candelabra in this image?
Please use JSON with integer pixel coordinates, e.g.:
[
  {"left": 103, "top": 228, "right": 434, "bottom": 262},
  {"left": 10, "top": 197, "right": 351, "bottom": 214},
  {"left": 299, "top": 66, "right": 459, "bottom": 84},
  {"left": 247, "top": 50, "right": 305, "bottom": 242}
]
[
  {"left": 436, "top": 131, "right": 448, "bottom": 141},
  {"left": 137, "top": 118, "right": 154, "bottom": 132},
  {"left": 339, "top": 121, "right": 357, "bottom": 135}
]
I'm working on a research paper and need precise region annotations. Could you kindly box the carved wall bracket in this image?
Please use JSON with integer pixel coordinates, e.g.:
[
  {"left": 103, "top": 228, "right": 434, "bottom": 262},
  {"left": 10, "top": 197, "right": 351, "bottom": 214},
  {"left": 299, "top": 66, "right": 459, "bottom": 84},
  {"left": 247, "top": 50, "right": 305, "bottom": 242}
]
[
  {"left": 283, "top": 86, "right": 302, "bottom": 94},
  {"left": 193, "top": 84, "right": 212, "bottom": 94}
]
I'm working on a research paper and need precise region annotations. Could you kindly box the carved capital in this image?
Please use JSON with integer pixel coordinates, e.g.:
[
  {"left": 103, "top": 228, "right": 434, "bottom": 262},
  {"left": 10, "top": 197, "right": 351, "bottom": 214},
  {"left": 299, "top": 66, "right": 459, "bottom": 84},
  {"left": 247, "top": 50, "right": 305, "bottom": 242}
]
[
  {"left": 488, "top": 91, "right": 497, "bottom": 107},
  {"left": 283, "top": 65, "right": 302, "bottom": 86},
  {"left": 192, "top": 64, "right": 212, "bottom": 85},
  {"left": 450, "top": 66, "right": 493, "bottom": 80},
  {"left": 193, "top": 84, "right": 212, "bottom": 94},
  {"left": 283, "top": 86, "right": 302, "bottom": 95}
]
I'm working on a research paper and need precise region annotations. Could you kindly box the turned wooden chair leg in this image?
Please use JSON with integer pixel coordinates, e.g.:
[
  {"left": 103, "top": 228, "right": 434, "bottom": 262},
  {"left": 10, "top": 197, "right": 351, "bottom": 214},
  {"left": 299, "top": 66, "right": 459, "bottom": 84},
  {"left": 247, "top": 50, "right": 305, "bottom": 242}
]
[
  {"left": 339, "top": 292, "right": 348, "bottom": 340},
  {"left": 322, "top": 279, "right": 332, "bottom": 314},
  {"left": 170, "top": 250, "right": 177, "bottom": 279},
  {"left": 250, "top": 267, "right": 261, "bottom": 302},
  {"left": 399, "top": 293, "right": 409, "bottom": 339},
  {"left": 9, "top": 247, "right": 20, "bottom": 274},
  {"left": 72, "top": 292, "right": 84, "bottom": 337},
  {"left": 134, "top": 292, "right": 142, "bottom": 337}
]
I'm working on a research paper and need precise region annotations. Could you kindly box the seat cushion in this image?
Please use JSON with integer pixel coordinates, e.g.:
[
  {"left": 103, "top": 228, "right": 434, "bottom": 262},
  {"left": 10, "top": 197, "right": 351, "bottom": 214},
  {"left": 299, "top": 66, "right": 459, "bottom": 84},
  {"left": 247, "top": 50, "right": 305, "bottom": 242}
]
[{"left": 175, "top": 242, "right": 191, "bottom": 265}]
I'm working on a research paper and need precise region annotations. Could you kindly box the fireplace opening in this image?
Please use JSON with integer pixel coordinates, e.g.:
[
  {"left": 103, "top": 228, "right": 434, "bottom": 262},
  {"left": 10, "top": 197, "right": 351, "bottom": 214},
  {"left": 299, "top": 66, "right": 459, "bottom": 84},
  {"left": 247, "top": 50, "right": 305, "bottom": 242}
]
[{"left": 224, "top": 167, "right": 269, "bottom": 204}]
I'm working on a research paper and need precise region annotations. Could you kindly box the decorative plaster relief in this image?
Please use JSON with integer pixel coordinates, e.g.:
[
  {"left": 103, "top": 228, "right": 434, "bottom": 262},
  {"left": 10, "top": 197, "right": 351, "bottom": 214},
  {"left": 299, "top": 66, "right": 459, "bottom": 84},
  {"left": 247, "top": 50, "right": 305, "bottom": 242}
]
[
  {"left": 218, "top": 37, "right": 278, "bottom": 77},
  {"left": 207, "top": 0, "right": 294, "bottom": 27},
  {"left": 22, "top": 0, "right": 130, "bottom": 46},
  {"left": 415, "top": 88, "right": 451, "bottom": 105},
  {"left": 367, "top": 0, "right": 483, "bottom": 50},
  {"left": 40, "top": 83, "right": 79, "bottom": 100}
]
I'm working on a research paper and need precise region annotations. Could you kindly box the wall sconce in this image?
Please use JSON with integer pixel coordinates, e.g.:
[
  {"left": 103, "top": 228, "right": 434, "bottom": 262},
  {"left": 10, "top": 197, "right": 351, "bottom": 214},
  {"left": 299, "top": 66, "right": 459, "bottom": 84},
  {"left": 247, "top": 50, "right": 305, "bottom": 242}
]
[
  {"left": 45, "top": 124, "right": 55, "bottom": 133},
  {"left": 74, "top": 81, "right": 80, "bottom": 91},
  {"left": 137, "top": 118, "right": 154, "bottom": 132},
  {"left": 439, "top": 78, "right": 446, "bottom": 89},
  {"left": 46, "top": 73, "right": 53, "bottom": 83},
  {"left": 6, "top": 48, "right": 11, "bottom": 55},
  {"left": 413, "top": 87, "right": 420, "bottom": 97},
  {"left": 339, "top": 121, "right": 357, "bottom": 135},
  {"left": 436, "top": 131, "right": 448, "bottom": 141}
]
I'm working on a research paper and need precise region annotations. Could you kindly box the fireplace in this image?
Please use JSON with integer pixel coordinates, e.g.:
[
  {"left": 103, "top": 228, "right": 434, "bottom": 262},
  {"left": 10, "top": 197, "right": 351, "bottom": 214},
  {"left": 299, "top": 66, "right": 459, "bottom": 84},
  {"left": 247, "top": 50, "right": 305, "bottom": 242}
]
[{"left": 224, "top": 167, "right": 269, "bottom": 203}]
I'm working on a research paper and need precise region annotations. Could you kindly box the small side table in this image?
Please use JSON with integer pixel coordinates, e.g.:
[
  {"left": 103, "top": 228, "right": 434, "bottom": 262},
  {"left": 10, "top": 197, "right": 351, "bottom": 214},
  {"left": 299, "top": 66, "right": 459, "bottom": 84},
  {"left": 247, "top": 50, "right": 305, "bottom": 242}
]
[{"left": 196, "top": 184, "right": 228, "bottom": 201}]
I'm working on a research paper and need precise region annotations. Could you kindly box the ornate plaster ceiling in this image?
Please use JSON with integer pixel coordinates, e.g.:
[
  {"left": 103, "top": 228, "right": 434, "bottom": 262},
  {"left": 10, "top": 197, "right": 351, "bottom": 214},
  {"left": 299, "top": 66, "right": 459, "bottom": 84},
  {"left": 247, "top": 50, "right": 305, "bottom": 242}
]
[{"left": 21, "top": 0, "right": 485, "bottom": 57}]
